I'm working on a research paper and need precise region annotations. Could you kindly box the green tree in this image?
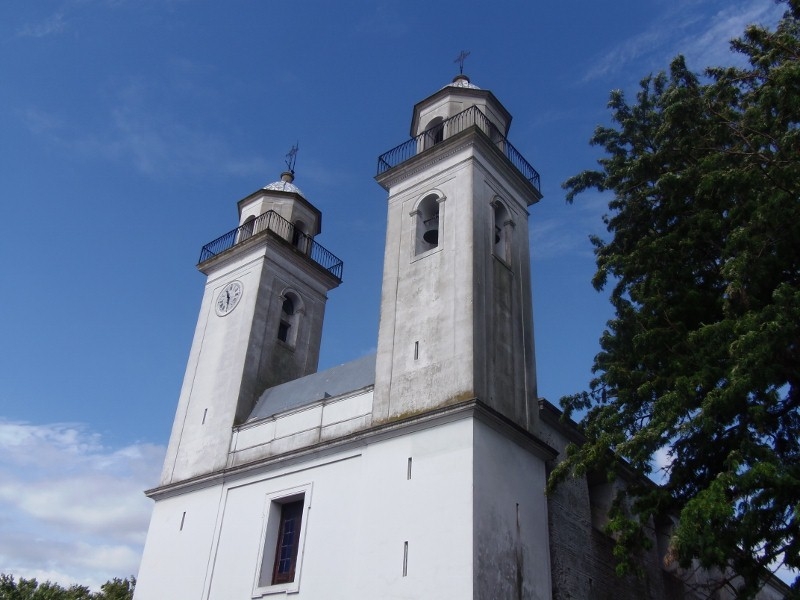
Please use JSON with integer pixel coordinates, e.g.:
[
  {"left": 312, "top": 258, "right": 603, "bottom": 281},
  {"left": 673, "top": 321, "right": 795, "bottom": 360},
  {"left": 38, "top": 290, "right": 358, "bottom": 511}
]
[
  {"left": 0, "top": 575, "right": 134, "bottom": 600},
  {"left": 552, "top": 1, "right": 800, "bottom": 597},
  {"left": 95, "top": 578, "right": 135, "bottom": 600}
]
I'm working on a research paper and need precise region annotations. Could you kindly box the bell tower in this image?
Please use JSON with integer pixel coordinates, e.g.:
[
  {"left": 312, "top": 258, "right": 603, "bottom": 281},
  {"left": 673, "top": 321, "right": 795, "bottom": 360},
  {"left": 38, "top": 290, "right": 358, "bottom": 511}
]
[
  {"left": 160, "top": 168, "right": 343, "bottom": 485},
  {"left": 374, "top": 74, "right": 542, "bottom": 431}
]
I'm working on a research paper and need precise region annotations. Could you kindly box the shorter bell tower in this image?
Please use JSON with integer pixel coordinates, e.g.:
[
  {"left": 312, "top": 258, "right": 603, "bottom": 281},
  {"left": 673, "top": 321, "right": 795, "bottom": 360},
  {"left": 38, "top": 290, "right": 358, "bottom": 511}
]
[{"left": 160, "top": 168, "right": 342, "bottom": 485}]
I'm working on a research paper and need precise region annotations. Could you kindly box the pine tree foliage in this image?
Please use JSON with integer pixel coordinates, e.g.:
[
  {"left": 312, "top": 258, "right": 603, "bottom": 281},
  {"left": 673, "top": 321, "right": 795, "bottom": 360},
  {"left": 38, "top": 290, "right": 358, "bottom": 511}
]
[{"left": 552, "top": 1, "right": 800, "bottom": 596}]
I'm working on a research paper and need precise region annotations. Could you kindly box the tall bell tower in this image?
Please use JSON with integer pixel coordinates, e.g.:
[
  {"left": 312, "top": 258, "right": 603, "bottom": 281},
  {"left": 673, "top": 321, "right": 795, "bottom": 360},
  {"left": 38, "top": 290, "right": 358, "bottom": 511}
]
[
  {"left": 160, "top": 168, "right": 343, "bottom": 485},
  {"left": 374, "top": 74, "right": 542, "bottom": 431}
]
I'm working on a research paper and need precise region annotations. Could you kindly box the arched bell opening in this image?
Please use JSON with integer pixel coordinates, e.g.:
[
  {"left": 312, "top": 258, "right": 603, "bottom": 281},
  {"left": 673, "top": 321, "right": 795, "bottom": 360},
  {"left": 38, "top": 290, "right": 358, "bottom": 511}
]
[
  {"left": 422, "top": 117, "right": 445, "bottom": 150},
  {"left": 277, "top": 290, "right": 304, "bottom": 347},
  {"left": 414, "top": 193, "right": 441, "bottom": 255},
  {"left": 238, "top": 215, "right": 256, "bottom": 242},
  {"left": 492, "top": 199, "right": 513, "bottom": 264},
  {"left": 292, "top": 220, "right": 310, "bottom": 254}
]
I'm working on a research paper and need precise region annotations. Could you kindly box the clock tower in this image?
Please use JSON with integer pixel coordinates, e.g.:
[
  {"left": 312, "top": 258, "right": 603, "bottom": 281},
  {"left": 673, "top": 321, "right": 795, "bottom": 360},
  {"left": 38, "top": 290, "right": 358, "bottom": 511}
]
[{"left": 159, "top": 170, "right": 342, "bottom": 485}]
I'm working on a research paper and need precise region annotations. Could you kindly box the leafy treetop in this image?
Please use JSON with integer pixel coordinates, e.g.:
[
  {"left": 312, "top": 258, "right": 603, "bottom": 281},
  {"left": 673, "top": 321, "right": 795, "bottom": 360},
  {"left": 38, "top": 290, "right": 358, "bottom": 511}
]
[{"left": 552, "top": 1, "right": 800, "bottom": 597}]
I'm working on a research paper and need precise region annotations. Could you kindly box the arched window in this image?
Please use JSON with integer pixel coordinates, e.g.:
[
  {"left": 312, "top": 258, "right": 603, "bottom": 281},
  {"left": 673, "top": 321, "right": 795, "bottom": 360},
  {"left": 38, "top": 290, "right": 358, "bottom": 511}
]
[
  {"left": 238, "top": 216, "right": 256, "bottom": 242},
  {"left": 291, "top": 220, "right": 309, "bottom": 254},
  {"left": 413, "top": 193, "right": 442, "bottom": 256},
  {"left": 277, "top": 291, "right": 303, "bottom": 346},
  {"left": 492, "top": 199, "right": 513, "bottom": 264},
  {"left": 423, "top": 117, "right": 444, "bottom": 150}
]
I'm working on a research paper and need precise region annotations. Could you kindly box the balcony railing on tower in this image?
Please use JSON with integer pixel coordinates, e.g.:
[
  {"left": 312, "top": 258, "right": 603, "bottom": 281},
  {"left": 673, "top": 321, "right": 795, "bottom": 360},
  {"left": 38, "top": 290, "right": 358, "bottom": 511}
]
[
  {"left": 376, "top": 105, "right": 540, "bottom": 192},
  {"left": 198, "top": 210, "right": 344, "bottom": 281}
]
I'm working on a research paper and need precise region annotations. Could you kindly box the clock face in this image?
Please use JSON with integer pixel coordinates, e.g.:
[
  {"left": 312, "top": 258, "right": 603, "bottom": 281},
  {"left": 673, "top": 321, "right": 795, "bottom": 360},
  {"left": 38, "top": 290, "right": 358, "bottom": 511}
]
[{"left": 215, "top": 281, "right": 243, "bottom": 316}]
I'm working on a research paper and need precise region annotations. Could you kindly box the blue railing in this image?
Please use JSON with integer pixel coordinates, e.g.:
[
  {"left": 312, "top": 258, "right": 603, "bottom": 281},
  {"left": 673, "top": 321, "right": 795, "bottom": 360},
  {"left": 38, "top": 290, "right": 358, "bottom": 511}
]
[
  {"left": 198, "top": 210, "right": 344, "bottom": 281},
  {"left": 377, "top": 105, "right": 540, "bottom": 192}
]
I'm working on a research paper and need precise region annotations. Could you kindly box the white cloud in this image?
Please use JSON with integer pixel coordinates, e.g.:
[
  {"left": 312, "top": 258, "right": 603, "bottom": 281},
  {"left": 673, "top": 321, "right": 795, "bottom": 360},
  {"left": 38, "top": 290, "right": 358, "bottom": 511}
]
[
  {"left": 0, "top": 420, "right": 164, "bottom": 589},
  {"left": 677, "top": 1, "right": 785, "bottom": 68},
  {"left": 583, "top": 0, "right": 785, "bottom": 82},
  {"left": 532, "top": 192, "right": 607, "bottom": 260}
]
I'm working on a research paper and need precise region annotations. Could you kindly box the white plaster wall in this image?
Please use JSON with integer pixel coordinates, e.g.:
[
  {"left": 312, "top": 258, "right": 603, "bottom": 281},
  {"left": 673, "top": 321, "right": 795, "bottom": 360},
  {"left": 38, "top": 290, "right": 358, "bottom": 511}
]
[
  {"left": 161, "top": 246, "right": 268, "bottom": 485},
  {"left": 374, "top": 149, "right": 478, "bottom": 422},
  {"left": 134, "top": 486, "right": 223, "bottom": 600},
  {"left": 473, "top": 420, "right": 552, "bottom": 600},
  {"left": 162, "top": 232, "right": 337, "bottom": 485},
  {"left": 352, "top": 417, "right": 474, "bottom": 599},
  {"left": 413, "top": 90, "right": 510, "bottom": 138},
  {"left": 230, "top": 390, "right": 373, "bottom": 466},
  {"left": 238, "top": 193, "right": 321, "bottom": 237},
  {"left": 140, "top": 416, "right": 477, "bottom": 600}
]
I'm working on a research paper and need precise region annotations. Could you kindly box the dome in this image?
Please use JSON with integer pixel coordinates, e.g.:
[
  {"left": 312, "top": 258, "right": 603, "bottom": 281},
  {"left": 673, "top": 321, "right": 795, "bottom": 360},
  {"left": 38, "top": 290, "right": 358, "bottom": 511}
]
[
  {"left": 445, "top": 74, "right": 480, "bottom": 90},
  {"left": 263, "top": 171, "right": 305, "bottom": 198}
]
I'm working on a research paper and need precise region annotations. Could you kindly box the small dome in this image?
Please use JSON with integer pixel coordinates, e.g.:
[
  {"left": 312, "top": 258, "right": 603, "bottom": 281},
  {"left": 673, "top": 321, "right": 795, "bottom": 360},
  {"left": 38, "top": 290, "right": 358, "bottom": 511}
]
[
  {"left": 445, "top": 74, "right": 480, "bottom": 90},
  {"left": 263, "top": 171, "right": 305, "bottom": 198}
]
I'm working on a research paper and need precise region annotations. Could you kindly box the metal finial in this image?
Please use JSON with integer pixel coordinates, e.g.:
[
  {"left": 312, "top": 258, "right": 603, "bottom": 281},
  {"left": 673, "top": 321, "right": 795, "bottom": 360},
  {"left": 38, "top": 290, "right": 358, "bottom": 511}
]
[
  {"left": 285, "top": 143, "right": 299, "bottom": 174},
  {"left": 454, "top": 50, "right": 471, "bottom": 75}
]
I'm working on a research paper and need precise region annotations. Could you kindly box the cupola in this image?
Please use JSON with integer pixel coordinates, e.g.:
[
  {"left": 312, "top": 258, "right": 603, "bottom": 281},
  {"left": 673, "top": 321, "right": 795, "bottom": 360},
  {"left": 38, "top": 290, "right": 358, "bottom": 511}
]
[{"left": 409, "top": 74, "right": 512, "bottom": 141}]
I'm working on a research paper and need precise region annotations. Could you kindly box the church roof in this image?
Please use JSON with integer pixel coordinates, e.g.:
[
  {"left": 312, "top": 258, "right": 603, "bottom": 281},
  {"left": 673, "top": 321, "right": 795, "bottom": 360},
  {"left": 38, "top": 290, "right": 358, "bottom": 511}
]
[{"left": 247, "top": 353, "right": 376, "bottom": 421}]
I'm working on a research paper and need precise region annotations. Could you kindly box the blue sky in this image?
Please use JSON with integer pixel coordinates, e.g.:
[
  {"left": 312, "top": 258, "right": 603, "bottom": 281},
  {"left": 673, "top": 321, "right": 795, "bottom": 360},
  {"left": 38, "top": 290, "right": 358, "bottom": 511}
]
[{"left": 0, "top": 0, "right": 786, "bottom": 589}]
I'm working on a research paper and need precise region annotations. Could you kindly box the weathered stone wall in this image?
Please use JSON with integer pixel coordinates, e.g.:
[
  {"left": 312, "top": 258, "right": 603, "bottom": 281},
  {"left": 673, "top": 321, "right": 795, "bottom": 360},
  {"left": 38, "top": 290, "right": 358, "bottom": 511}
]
[
  {"left": 538, "top": 403, "right": 789, "bottom": 599},
  {"left": 538, "top": 408, "right": 685, "bottom": 600}
]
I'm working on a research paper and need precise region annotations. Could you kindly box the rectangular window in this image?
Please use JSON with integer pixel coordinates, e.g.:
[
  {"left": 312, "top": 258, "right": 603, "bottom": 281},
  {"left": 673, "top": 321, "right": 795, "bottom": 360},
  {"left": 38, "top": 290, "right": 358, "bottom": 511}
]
[
  {"left": 271, "top": 500, "right": 303, "bottom": 584},
  {"left": 253, "top": 484, "right": 312, "bottom": 597}
]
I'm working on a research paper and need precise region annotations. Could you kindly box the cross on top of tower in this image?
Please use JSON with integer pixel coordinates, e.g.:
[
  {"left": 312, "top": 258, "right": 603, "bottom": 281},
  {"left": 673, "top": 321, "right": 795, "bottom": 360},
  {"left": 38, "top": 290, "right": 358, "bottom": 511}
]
[
  {"left": 285, "top": 143, "right": 299, "bottom": 174},
  {"left": 454, "top": 50, "right": 470, "bottom": 75}
]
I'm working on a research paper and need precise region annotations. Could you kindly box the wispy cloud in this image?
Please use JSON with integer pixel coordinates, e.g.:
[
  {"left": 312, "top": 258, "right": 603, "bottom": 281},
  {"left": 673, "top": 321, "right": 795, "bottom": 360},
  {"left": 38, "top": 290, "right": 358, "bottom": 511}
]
[
  {"left": 0, "top": 420, "right": 163, "bottom": 590},
  {"left": 18, "top": 79, "right": 267, "bottom": 179},
  {"left": 583, "top": 0, "right": 785, "bottom": 82},
  {"left": 532, "top": 192, "right": 607, "bottom": 261},
  {"left": 677, "top": 1, "right": 785, "bottom": 68},
  {"left": 353, "top": 1, "right": 410, "bottom": 37},
  {"left": 17, "top": 11, "right": 68, "bottom": 39}
]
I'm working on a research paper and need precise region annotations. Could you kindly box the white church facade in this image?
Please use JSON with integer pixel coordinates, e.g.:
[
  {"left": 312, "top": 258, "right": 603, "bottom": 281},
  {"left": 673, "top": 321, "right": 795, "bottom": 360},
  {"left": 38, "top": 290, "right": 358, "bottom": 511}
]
[{"left": 134, "top": 77, "right": 788, "bottom": 600}]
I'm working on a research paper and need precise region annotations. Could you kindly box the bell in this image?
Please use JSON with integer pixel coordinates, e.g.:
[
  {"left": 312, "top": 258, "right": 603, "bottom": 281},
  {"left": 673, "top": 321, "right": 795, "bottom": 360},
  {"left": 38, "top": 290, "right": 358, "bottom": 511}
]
[{"left": 422, "top": 216, "right": 439, "bottom": 244}]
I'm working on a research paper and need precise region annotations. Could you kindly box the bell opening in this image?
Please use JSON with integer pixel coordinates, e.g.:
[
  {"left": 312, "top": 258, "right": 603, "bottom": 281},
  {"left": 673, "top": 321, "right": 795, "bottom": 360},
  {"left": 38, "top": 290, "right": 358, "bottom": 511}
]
[
  {"left": 423, "top": 229, "right": 439, "bottom": 244},
  {"left": 423, "top": 215, "right": 439, "bottom": 245}
]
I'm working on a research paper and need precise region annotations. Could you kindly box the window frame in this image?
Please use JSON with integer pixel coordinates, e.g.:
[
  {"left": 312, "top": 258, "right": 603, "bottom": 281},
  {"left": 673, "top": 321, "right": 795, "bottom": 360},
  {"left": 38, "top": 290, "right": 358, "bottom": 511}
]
[
  {"left": 271, "top": 499, "right": 304, "bottom": 584},
  {"left": 252, "top": 483, "right": 313, "bottom": 598}
]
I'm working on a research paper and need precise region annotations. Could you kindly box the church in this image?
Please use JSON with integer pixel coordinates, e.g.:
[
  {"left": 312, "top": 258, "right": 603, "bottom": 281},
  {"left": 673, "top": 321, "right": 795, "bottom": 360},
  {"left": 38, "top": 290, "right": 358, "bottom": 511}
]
[{"left": 133, "top": 76, "right": 788, "bottom": 599}]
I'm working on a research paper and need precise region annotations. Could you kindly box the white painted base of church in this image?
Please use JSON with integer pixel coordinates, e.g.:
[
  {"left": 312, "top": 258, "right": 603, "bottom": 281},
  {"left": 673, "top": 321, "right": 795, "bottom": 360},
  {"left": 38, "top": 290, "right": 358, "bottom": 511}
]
[{"left": 136, "top": 407, "right": 551, "bottom": 600}]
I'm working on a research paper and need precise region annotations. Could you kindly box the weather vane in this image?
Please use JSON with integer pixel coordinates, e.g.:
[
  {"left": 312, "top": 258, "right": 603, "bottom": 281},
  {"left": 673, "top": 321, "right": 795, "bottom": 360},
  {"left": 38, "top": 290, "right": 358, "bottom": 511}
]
[
  {"left": 285, "top": 143, "right": 299, "bottom": 174},
  {"left": 454, "top": 50, "right": 471, "bottom": 75}
]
